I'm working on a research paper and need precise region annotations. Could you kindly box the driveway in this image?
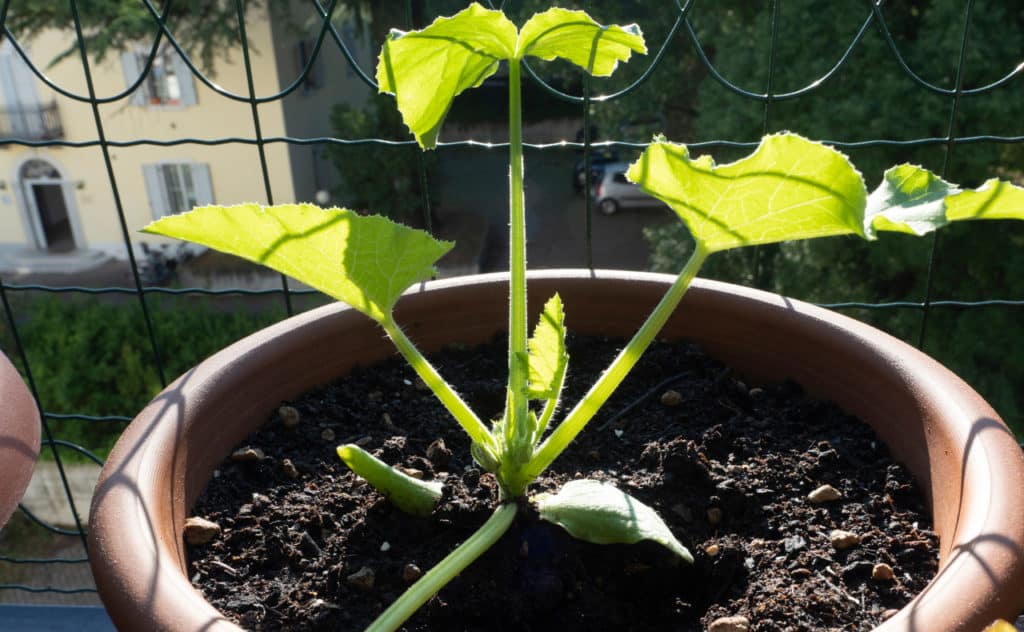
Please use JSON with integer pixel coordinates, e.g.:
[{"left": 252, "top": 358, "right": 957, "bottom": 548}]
[{"left": 437, "top": 146, "right": 675, "bottom": 273}]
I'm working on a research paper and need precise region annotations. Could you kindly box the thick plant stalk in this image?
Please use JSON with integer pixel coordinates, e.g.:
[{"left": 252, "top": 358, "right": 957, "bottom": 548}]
[
  {"left": 366, "top": 503, "right": 518, "bottom": 632},
  {"left": 506, "top": 59, "right": 530, "bottom": 469}
]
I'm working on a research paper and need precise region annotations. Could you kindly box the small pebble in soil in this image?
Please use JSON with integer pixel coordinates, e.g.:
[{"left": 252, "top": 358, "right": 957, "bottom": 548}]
[
  {"left": 425, "top": 439, "right": 451, "bottom": 467},
  {"left": 346, "top": 566, "right": 375, "bottom": 592},
  {"left": 402, "top": 563, "right": 423, "bottom": 583},
  {"left": 320, "top": 428, "right": 336, "bottom": 442},
  {"left": 705, "top": 543, "right": 721, "bottom": 557},
  {"left": 707, "top": 507, "right": 723, "bottom": 526},
  {"left": 708, "top": 614, "right": 751, "bottom": 632},
  {"left": 872, "top": 562, "right": 896, "bottom": 581},
  {"left": 281, "top": 458, "right": 300, "bottom": 479},
  {"left": 749, "top": 387, "right": 764, "bottom": 397},
  {"left": 183, "top": 517, "right": 221, "bottom": 546},
  {"left": 783, "top": 535, "right": 807, "bottom": 553},
  {"left": 278, "top": 405, "right": 300, "bottom": 429},
  {"left": 230, "top": 446, "right": 264, "bottom": 462},
  {"left": 380, "top": 541, "right": 391, "bottom": 552},
  {"left": 660, "top": 389, "right": 683, "bottom": 407},
  {"left": 808, "top": 484, "right": 842, "bottom": 504},
  {"left": 830, "top": 529, "right": 862, "bottom": 550}
]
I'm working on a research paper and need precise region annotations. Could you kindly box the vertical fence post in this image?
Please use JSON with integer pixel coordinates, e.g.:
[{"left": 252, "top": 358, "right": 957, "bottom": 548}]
[
  {"left": 751, "top": 0, "right": 781, "bottom": 290},
  {"left": 234, "top": 0, "right": 295, "bottom": 317},
  {"left": 916, "top": 0, "right": 975, "bottom": 349}
]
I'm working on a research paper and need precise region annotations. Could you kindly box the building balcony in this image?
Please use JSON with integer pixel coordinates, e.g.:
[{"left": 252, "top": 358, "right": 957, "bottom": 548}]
[{"left": 0, "top": 102, "right": 63, "bottom": 141}]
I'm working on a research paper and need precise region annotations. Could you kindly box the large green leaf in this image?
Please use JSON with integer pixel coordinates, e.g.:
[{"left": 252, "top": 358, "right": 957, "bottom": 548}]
[
  {"left": 527, "top": 293, "right": 567, "bottom": 400},
  {"left": 865, "top": 164, "right": 958, "bottom": 237},
  {"left": 517, "top": 8, "right": 646, "bottom": 76},
  {"left": 143, "top": 204, "right": 452, "bottom": 323},
  {"left": 377, "top": 3, "right": 517, "bottom": 148},
  {"left": 535, "top": 479, "right": 693, "bottom": 563},
  {"left": 628, "top": 134, "right": 868, "bottom": 253}
]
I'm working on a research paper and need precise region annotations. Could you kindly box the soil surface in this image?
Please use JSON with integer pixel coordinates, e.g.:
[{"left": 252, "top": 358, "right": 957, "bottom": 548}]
[{"left": 189, "top": 335, "right": 938, "bottom": 631}]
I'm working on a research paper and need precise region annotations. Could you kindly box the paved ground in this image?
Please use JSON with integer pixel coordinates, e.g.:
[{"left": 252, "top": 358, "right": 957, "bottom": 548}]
[{"left": 437, "top": 146, "right": 674, "bottom": 273}]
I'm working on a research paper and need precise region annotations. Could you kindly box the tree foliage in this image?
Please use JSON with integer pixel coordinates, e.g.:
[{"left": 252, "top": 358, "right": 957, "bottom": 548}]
[{"left": 637, "top": 1, "right": 1024, "bottom": 432}]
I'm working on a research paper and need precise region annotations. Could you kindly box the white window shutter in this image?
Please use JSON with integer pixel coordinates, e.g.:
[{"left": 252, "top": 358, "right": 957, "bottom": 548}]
[
  {"left": 171, "top": 53, "right": 197, "bottom": 106},
  {"left": 191, "top": 163, "right": 214, "bottom": 205},
  {"left": 143, "top": 164, "right": 168, "bottom": 219},
  {"left": 120, "top": 51, "right": 147, "bottom": 106}
]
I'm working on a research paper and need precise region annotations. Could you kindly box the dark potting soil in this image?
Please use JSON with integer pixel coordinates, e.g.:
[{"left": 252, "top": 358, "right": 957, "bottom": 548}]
[{"left": 188, "top": 335, "right": 939, "bottom": 631}]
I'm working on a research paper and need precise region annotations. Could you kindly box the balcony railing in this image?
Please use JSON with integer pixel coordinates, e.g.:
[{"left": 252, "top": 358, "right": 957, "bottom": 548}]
[{"left": 0, "top": 102, "right": 63, "bottom": 141}]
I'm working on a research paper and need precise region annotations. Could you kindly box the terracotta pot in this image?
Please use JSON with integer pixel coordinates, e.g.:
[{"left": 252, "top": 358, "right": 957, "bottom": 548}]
[
  {"left": 0, "top": 350, "right": 40, "bottom": 528},
  {"left": 89, "top": 271, "right": 1024, "bottom": 631}
]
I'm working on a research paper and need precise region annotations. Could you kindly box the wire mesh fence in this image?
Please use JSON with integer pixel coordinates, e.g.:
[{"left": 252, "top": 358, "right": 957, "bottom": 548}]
[{"left": 0, "top": 0, "right": 1022, "bottom": 606}]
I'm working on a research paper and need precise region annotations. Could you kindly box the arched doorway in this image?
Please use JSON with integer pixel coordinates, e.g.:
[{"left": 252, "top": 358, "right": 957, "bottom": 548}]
[{"left": 19, "top": 158, "right": 75, "bottom": 252}]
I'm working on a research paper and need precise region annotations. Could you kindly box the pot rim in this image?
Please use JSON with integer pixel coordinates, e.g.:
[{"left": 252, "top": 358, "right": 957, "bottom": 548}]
[
  {"left": 0, "top": 350, "right": 41, "bottom": 529},
  {"left": 88, "top": 270, "right": 1024, "bottom": 632}
]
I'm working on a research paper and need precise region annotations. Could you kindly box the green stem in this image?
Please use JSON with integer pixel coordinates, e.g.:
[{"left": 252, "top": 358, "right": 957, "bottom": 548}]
[
  {"left": 506, "top": 60, "right": 530, "bottom": 460},
  {"left": 366, "top": 502, "right": 518, "bottom": 632},
  {"left": 516, "top": 245, "right": 710, "bottom": 492},
  {"left": 382, "top": 316, "right": 494, "bottom": 451}
]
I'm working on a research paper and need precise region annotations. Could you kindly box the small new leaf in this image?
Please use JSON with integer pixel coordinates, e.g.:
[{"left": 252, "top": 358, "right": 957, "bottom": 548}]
[
  {"left": 337, "top": 444, "right": 443, "bottom": 517},
  {"left": 865, "top": 164, "right": 958, "bottom": 237},
  {"left": 627, "top": 133, "right": 868, "bottom": 253},
  {"left": 535, "top": 479, "right": 693, "bottom": 563},
  {"left": 143, "top": 204, "right": 452, "bottom": 323},
  {"left": 377, "top": 3, "right": 517, "bottom": 148},
  {"left": 517, "top": 8, "right": 646, "bottom": 75},
  {"left": 527, "top": 293, "right": 568, "bottom": 400}
]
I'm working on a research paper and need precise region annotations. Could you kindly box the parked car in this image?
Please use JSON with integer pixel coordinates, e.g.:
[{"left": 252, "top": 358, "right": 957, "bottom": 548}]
[
  {"left": 590, "top": 162, "right": 664, "bottom": 215},
  {"left": 572, "top": 151, "right": 620, "bottom": 193}
]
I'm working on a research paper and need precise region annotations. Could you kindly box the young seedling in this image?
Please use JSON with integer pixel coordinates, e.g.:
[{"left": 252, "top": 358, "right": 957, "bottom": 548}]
[{"left": 143, "top": 4, "right": 1024, "bottom": 630}]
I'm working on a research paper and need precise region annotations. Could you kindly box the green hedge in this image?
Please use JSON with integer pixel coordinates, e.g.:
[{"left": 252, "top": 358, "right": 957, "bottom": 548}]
[{"left": 1, "top": 295, "right": 283, "bottom": 460}]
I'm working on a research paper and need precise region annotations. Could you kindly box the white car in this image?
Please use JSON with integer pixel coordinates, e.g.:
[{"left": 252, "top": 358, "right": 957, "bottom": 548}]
[{"left": 591, "top": 162, "right": 664, "bottom": 215}]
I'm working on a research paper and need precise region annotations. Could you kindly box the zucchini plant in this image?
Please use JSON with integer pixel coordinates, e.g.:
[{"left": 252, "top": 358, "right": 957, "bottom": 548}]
[{"left": 144, "top": 4, "right": 1024, "bottom": 630}]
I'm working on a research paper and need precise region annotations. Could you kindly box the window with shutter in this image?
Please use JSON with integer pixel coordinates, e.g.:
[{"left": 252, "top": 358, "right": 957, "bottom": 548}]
[
  {"left": 122, "top": 47, "right": 197, "bottom": 107},
  {"left": 296, "top": 40, "right": 324, "bottom": 94},
  {"left": 143, "top": 163, "right": 214, "bottom": 219}
]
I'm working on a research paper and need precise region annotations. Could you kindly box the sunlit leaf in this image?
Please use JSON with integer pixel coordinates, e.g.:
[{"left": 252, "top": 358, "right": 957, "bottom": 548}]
[
  {"left": 627, "top": 133, "right": 868, "bottom": 253},
  {"left": 143, "top": 204, "right": 452, "bottom": 323},
  {"left": 945, "top": 178, "right": 1024, "bottom": 222},
  {"left": 527, "top": 293, "right": 568, "bottom": 400},
  {"left": 535, "top": 479, "right": 693, "bottom": 563},
  {"left": 517, "top": 8, "right": 646, "bottom": 76},
  {"left": 867, "top": 167, "right": 1024, "bottom": 236},
  {"left": 865, "top": 164, "right": 958, "bottom": 237},
  {"left": 377, "top": 3, "right": 517, "bottom": 148}
]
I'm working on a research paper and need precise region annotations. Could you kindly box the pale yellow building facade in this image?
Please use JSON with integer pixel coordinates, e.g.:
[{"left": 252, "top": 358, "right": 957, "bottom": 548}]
[{"left": 0, "top": 6, "right": 370, "bottom": 264}]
